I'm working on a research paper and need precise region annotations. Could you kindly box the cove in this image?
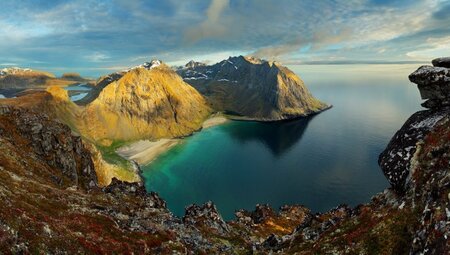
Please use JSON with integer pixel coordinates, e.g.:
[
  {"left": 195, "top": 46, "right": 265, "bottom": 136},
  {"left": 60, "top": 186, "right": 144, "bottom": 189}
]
[{"left": 142, "top": 65, "right": 423, "bottom": 220}]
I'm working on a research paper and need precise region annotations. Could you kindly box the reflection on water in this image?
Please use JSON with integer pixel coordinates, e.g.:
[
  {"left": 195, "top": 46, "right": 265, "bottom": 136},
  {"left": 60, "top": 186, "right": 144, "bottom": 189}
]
[
  {"left": 225, "top": 117, "right": 313, "bottom": 156},
  {"left": 142, "top": 65, "right": 423, "bottom": 220}
]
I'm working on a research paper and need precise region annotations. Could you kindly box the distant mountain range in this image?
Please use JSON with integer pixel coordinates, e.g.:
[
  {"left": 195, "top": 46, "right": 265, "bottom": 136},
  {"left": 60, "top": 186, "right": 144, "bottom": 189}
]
[{"left": 0, "top": 67, "right": 83, "bottom": 89}]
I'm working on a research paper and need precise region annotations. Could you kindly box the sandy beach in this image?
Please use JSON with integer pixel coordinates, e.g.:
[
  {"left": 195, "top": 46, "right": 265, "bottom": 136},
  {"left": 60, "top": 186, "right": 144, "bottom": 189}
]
[
  {"left": 117, "top": 115, "right": 229, "bottom": 166},
  {"left": 116, "top": 139, "right": 180, "bottom": 165},
  {"left": 202, "top": 115, "right": 229, "bottom": 129}
]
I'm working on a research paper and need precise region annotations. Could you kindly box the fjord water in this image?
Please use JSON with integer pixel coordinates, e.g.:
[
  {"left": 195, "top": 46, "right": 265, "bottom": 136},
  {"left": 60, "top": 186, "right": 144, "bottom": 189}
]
[{"left": 142, "top": 64, "right": 423, "bottom": 220}]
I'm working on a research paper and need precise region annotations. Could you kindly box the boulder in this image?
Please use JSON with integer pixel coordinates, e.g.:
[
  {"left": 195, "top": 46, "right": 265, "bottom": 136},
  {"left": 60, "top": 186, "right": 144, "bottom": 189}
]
[
  {"left": 409, "top": 65, "right": 450, "bottom": 108},
  {"left": 432, "top": 57, "right": 450, "bottom": 68}
]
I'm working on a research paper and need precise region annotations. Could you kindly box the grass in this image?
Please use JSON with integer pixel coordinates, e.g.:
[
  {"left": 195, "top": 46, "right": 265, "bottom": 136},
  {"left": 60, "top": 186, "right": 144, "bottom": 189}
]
[{"left": 96, "top": 140, "right": 130, "bottom": 168}]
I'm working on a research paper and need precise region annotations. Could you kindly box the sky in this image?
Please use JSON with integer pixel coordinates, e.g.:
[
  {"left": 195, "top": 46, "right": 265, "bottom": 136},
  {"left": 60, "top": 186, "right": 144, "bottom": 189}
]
[{"left": 0, "top": 0, "right": 449, "bottom": 77}]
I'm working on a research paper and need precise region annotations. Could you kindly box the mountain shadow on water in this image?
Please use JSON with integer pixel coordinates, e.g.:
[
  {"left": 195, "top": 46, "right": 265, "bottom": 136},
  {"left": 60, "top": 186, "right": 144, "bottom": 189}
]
[{"left": 223, "top": 116, "right": 314, "bottom": 156}]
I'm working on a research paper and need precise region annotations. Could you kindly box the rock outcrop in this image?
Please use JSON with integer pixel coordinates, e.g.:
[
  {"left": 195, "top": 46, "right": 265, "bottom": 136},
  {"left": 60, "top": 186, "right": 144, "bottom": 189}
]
[
  {"left": 177, "top": 56, "right": 329, "bottom": 121},
  {"left": 432, "top": 57, "right": 450, "bottom": 68},
  {"left": 0, "top": 106, "right": 97, "bottom": 190},
  {"left": 409, "top": 60, "right": 450, "bottom": 109}
]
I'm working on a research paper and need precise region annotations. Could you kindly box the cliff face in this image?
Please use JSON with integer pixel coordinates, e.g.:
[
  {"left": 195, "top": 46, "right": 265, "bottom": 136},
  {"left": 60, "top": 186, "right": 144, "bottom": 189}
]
[{"left": 177, "top": 56, "right": 329, "bottom": 121}]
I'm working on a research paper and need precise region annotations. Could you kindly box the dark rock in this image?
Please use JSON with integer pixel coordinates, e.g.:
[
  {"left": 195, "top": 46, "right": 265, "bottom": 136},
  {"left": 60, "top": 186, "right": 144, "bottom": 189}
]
[
  {"left": 409, "top": 65, "right": 450, "bottom": 88},
  {"left": 250, "top": 204, "right": 276, "bottom": 224},
  {"left": 0, "top": 107, "right": 97, "bottom": 189},
  {"left": 409, "top": 65, "right": 450, "bottom": 108},
  {"left": 262, "top": 234, "right": 282, "bottom": 248},
  {"left": 183, "top": 201, "right": 229, "bottom": 235},
  {"left": 378, "top": 109, "right": 448, "bottom": 192},
  {"left": 432, "top": 57, "right": 450, "bottom": 68}
]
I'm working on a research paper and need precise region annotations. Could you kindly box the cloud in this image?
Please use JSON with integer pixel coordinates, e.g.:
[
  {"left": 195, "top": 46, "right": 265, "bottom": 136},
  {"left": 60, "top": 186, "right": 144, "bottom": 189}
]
[
  {"left": 432, "top": 2, "right": 450, "bottom": 20},
  {"left": 252, "top": 27, "right": 353, "bottom": 59},
  {"left": 84, "top": 52, "right": 110, "bottom": 62},
  {"left": 0, "top": 0, "right": 447, "bottom": 77},
  {"left": 184, "top": 0, "right": 230, "bottom": 43},
  {"left": 406, "top": 36, "right": 450, "bottom": 59}
]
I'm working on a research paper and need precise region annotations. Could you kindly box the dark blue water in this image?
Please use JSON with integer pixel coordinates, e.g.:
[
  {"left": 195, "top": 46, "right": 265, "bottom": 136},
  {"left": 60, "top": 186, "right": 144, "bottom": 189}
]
[{"left": 142, "top": 64, "right": 423, "bottom": 220}]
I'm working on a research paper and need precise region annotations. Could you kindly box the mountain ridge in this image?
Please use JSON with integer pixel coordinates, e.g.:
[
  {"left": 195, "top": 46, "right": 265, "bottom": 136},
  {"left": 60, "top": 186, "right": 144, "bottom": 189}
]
[{"left": 177, "top": 55, "right": 329, "bottom": 121}]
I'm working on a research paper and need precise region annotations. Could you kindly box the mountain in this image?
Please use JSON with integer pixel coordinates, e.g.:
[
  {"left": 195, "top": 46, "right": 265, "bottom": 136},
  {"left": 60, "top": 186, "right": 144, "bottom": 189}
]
[
  {"left": 1, "top": 60, "right": 211, "bottom": 146},
  {"left": 0, "top": 67, "right": 75, "bottom": 89},
  {"left": 78, "top": 60, "right": 211, "bottom": 145},
  {"left": 61, "top": 72, "right": 91, "bottom": 82},
  {"left": 177, "top": 56, "right": 329, "bottom": 121}
]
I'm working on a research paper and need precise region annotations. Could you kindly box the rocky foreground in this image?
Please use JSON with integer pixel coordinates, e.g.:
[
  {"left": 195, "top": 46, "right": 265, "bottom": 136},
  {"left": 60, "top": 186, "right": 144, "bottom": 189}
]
[{"left": 0, "top": 59, "right": 449, "bottom": 254}]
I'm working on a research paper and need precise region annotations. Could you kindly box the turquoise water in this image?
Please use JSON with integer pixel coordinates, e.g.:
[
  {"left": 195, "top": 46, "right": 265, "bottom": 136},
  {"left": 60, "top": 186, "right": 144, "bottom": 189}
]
[{"left": 142, "top": 64, "right": 423, "bottom": 220}]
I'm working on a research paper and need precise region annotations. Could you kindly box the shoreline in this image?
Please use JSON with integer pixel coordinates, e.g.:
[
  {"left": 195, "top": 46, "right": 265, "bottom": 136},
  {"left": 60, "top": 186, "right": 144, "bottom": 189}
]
[
  {"left": 116, "top": 138, "right": 180, "bottom": 166},
  {"left": 116, "top": 115, "right": 230, "bottom": 166},
  {"left": 225, "top": 104, "right": 332, "bottom": 122}
]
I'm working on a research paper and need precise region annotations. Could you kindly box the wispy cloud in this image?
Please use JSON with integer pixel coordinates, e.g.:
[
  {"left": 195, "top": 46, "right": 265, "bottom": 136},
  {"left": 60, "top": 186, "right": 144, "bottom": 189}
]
[
  {"left": 184, "top": 0, "right": 230, "bottom": 43},
  {"left": 84, "top": 52, "right": 110, "bottom": 62}
]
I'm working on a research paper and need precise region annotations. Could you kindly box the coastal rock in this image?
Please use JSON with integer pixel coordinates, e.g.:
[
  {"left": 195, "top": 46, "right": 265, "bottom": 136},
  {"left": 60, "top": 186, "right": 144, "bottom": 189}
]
[
  {"left": 177, "top": 56, "right": 329, "bottom": 121},
  {"left": 409, "top": 65, "right": 450, "bottom": 108},
  {"left": 378, "top": 109, "right": 448, "bottom": 191},
  {"left": 432, "top": 57, "right": 450, "bottom": 68}
]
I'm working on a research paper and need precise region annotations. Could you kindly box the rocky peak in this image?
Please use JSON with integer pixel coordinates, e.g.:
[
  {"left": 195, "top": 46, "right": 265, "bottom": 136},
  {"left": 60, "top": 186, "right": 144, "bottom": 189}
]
[
  {"left": 122, "top": 59, "right": 165, "bottom": 73},
  {"left": 185, "top": 60, "right": 206, "bottom": 69},
  {"left": 0, "top": 67, "right": 33, "bottom": 76},
  {"left": 142, "top": 59, "right": 162, "bottom": 69}
]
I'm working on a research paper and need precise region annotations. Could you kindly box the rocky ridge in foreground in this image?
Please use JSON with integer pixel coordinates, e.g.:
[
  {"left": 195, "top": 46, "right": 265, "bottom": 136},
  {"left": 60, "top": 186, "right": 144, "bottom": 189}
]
[{"left": 0, "top": 58, "right": 449, "bottom": 253}]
